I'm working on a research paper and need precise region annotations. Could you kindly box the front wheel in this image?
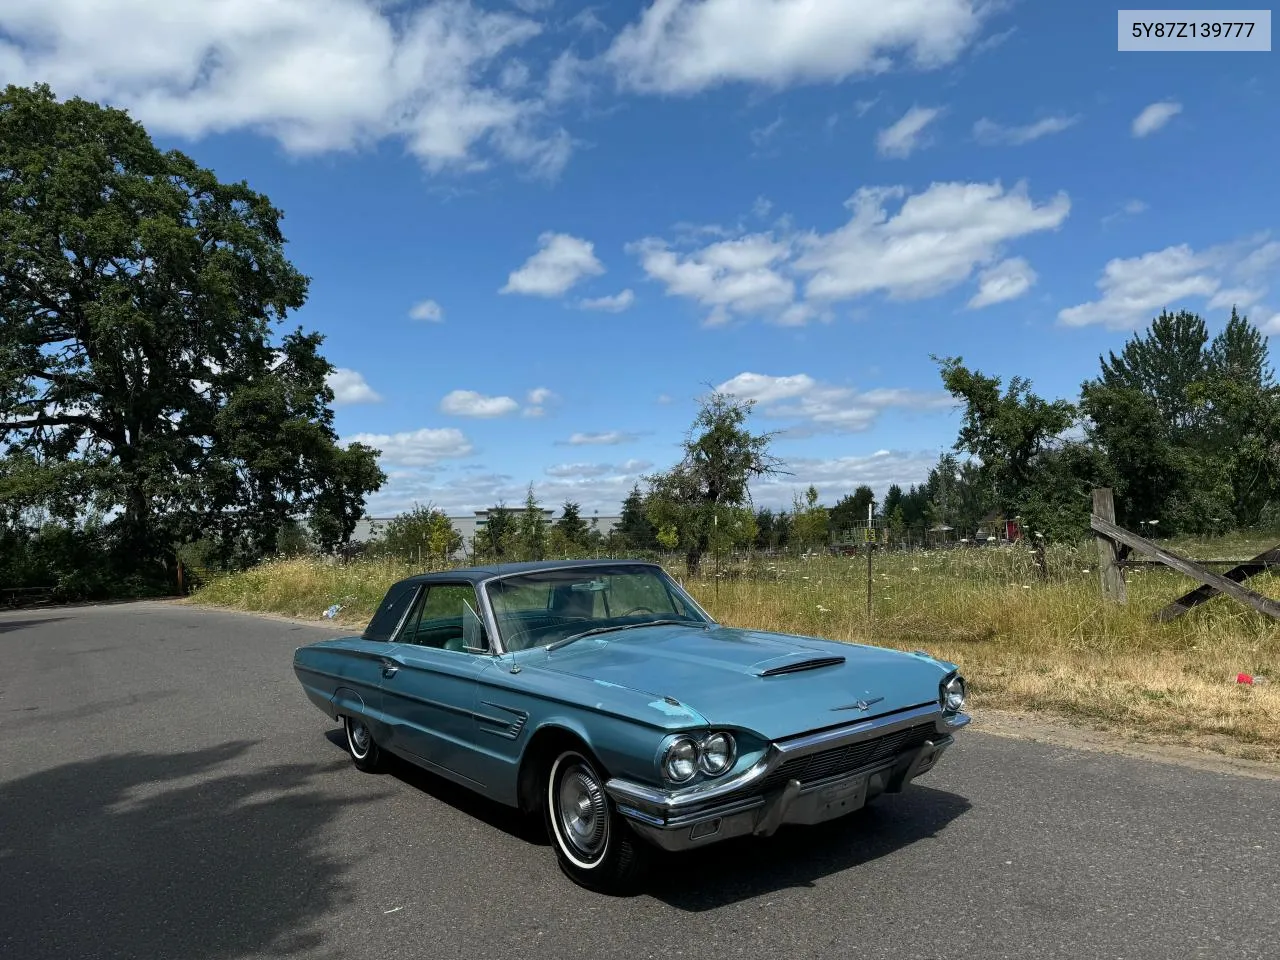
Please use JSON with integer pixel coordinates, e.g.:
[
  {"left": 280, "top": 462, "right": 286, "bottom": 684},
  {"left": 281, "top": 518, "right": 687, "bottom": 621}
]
[{"left": 544, "top": 749, "right": 648, "bottom": 894}]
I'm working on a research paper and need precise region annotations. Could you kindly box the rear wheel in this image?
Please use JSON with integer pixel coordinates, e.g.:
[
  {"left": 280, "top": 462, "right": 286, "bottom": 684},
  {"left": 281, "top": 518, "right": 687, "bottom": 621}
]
[
  {"left": 343, "top": 715, "right": 386, "bottom": 773},
  {"left": 544, "top": 748, "right": 648, "bottom": 894}
]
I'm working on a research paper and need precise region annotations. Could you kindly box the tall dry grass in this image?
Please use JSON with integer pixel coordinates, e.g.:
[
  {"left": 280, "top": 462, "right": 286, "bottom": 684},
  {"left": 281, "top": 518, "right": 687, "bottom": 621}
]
[{"left": 193, "top": 536, "right": 1280, "bottom": 760}]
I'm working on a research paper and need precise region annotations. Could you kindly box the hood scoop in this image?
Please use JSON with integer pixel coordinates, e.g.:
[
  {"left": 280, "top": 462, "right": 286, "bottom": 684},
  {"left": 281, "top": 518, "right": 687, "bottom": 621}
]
[{"left": 754, "top": 653, "right": 847, "bottom": 677}]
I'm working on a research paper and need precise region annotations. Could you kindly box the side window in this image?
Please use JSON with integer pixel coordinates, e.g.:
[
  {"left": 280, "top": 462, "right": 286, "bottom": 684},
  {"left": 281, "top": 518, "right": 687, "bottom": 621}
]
[
  {"left": 401, "top": 584, "right": 490, "bottom": 654},
  {"left": 394, "top": 587, "right": 428, "bottom": 644}
]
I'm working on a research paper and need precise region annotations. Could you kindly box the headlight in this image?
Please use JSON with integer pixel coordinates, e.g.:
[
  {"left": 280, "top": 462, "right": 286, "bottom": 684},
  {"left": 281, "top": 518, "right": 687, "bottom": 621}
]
[
  {"left": 698, "top": 731, "right": 736, "bottom": 775},
  {"left": 663, "top": 736, "right": 699, "bottom": 782},
  {"left": 942, "top": 675, "right": 966, "bottom": 712}
]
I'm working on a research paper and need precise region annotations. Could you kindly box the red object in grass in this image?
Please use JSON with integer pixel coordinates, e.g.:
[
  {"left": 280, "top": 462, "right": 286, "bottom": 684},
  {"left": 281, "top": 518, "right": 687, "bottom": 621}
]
[{"left": 1237, "top": 673, "right": 1254, "bottom": 685}]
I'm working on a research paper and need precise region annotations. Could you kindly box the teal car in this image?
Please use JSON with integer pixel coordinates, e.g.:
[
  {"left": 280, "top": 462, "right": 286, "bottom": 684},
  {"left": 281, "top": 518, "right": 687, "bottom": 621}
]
[{"left": 293, "top": 560, "right": 969, "bottom": 893}]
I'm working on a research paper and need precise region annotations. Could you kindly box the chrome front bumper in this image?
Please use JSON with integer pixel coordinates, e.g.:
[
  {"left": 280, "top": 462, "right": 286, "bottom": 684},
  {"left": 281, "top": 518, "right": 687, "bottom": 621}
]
[{"left": 605, "top": 705, "right": 970, "bottom": 853}]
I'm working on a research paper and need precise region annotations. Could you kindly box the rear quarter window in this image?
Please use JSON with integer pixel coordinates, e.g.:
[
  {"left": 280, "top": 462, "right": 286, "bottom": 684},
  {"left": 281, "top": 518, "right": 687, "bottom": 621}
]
[{"left": 362, "top": 581, "right": 420, "bottom": 641}]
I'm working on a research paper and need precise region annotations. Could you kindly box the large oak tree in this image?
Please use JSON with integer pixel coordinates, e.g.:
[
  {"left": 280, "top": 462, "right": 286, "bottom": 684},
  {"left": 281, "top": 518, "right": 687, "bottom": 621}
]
[{"left": 0, "top": 84, "right": 383, "bottom": 576}]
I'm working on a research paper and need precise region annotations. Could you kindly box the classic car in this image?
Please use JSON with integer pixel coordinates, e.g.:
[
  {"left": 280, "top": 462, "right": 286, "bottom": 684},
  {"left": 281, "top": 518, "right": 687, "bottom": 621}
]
[{"left": 293, "top": 559, "right": 969, "bottom": 892}]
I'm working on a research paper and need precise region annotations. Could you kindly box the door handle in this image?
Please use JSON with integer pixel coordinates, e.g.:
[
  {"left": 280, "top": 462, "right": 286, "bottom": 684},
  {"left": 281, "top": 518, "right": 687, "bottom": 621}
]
[{"left": 381, "top": 659, "right": 399, "bottom": 678}]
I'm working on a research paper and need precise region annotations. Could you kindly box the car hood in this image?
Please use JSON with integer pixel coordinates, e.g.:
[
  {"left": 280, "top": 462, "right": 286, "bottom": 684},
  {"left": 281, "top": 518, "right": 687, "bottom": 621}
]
[{"left": 530, "top": 624, "right": 953, "bottom": 740}]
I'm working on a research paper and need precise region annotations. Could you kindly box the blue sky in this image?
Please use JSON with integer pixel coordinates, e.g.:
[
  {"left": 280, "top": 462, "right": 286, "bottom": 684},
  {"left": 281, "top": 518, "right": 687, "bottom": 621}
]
[{"left": 3, "top": 1, "right": 1277, "bottom": 516}]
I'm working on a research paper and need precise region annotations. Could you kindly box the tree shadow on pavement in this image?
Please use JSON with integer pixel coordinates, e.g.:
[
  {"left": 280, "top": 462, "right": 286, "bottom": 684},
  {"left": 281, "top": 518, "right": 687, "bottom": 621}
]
[
  {"left": 0, "top": 617, "right": 71, "bottom": 635},
  {"left": 0, "top": 740, "right": 369, "bottom": 960},
  {"left": 647, "top": 785, "right": 972, "bottom": 910}
]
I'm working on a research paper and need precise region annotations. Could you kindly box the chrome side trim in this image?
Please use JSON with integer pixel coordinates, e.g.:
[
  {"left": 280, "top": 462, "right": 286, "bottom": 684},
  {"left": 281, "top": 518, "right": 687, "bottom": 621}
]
[
  {"left": 477, "top": 701, "right": 529, "bottom": 739},
  {"left": 773, "top": 702, "right": 944, "bottom": 758},
  {"left": 607, "top": 754, "right": 775, "bottom": 812}
]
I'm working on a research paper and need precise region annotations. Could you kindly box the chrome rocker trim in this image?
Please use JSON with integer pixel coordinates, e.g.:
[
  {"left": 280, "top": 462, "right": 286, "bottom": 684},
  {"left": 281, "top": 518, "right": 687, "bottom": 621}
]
[{"left": 605, "top": 705, "right": 969, "bottom": 853}]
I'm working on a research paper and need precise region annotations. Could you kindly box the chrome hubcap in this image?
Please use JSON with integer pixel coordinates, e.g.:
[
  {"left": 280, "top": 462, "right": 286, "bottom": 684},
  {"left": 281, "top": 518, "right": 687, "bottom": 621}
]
[
  {"left": 557, "top": 763, "right": 608, "bottom": 859},
  {"left": 348, "top": 719, "right": 371, "bottom": 754}
]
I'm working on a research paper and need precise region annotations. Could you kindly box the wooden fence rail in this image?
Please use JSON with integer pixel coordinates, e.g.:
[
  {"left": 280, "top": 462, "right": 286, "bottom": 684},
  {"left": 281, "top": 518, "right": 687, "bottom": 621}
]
[{"left": 1090, "top": 488, "right": 1280, "bottom": 622}]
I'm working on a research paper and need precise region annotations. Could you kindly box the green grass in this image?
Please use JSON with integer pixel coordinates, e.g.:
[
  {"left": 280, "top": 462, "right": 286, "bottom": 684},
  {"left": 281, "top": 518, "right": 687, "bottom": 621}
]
[{"left": 192, "top": 535, "right": 1280, "bottom": 761}]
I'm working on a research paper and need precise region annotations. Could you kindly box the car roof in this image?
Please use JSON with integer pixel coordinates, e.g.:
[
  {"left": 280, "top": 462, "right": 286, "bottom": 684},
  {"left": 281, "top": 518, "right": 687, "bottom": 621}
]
[
  {"left": 391, "top": 558, "right": 662, "bottom": 589},
  {"left": 361, "top": 558, "right": 671, "bottom": 642}
]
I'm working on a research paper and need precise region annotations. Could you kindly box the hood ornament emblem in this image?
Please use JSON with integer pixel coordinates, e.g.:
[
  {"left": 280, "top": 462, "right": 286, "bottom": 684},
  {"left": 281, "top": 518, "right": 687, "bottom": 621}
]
[{"left": 834, "top": 696, "right": 884, "bottom": 712}]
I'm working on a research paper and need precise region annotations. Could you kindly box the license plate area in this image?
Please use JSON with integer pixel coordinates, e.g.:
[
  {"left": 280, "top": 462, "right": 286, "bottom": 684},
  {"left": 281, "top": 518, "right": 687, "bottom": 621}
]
[{"left": 814, "top": 772, "right": 868, "bottom": 817}]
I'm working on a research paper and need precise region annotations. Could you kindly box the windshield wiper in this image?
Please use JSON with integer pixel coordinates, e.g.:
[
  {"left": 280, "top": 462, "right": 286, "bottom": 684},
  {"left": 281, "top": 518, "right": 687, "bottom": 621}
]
[{"left": 546, "top": 619, "right": 708, "bottom": 652}]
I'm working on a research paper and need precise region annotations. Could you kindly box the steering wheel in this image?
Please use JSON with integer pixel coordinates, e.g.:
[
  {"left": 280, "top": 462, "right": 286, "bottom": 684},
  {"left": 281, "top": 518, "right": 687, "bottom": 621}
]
[{"left": 617, "top": 605, "right": 655, "bottom": 617}]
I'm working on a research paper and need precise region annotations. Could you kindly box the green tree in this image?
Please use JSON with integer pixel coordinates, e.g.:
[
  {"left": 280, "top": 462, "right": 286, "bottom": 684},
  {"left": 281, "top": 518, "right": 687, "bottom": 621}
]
[
  {"left": 368, "top": 504, "right": 461, "bottom": 565},
  {"left": 517, "top": 485, "right": 548, "bottom": 561},
  {"left": 1077, "top": 309, "right": 1266, "bottom": 534},
  {"left": 887, "top": 506, "right": 907, "bottom": 545},
  {"left": 1096, "top": 309, "right": 1209, "bottom": 434},
  {"left": 881, "top": 484, "right": 904, "bottom": 521},
  {"left": 479, "top": 504, "right": 515, "bottom": 561},
  {"left": 791, "top": 485, "right": 829, "bottom": 551},
  {"left": 617, "top": 484, "right": 658, "bottom": 551},
  {"left": 554, "top": 500, "right": 590, "bottom": 551},
  {"left": 753, "top": 507, "right": 775, "bottom": 550},
  {"left": 274, "top": 519, "right": 314, "bottom": 558},
  {"left": 828, "top": 486, "right": 875, "bottom": 539},
  {"left": 0, "top": 83, "right": 383, "bottom": 579},
  {"left": 1208, "top": 306, "right": 1273, "bottom": 386},
  {"left": 936, "top": 357, "right": 1075, "bottom": 516},
  {"left": 309, "top": 441, "right": 387, "bottom": 553},
  {"left": 644, "top": 391, "right": 787, "bottom": 575}
]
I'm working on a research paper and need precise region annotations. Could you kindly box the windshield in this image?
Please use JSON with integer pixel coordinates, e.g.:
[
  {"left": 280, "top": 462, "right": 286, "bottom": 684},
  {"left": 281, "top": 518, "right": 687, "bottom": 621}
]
[{"left": 485, "top": 564, "right": 711, "bottom": 652}]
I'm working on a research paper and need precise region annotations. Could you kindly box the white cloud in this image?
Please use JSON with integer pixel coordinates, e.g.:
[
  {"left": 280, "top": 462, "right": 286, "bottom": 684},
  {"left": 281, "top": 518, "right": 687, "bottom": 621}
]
[
  {"left": 580, "top": 289, "right": 636, "bottom": 312},
  {"left": 440, "top": 389, "right": 520, "bottom": 417},
  {"left": 0, "top": 0, "right": 573, "bottom": 178},
  {"left": 717, "top": 372, "right": 952, "bottom": 436},
  {"left": 631, "top": 180, "right": 1069, "bottom": 324},
  {"left": 972, "top": 114, "right": 1079, "bottom": 146},
  {"left": 545, "top": 50, "right": 590, "bottom": 104},
  {"left": 363, "top": 447, "right": 943, "bottom": 517},
  {"left": 1102, "top": 199, "right": 1148, "bottom": 226},
  {"left": 750, "top": 115, "right": 784, "bottom": 147},
  {"left": 968, "top": 257, "right": 1037, "bottom": 308},
  {"left": 1132, "top": 100, "right": 1182, "bottom": 138},
  {"left": 749, "top": 450, "right": 944, "bottom": 509},
  {"left": 562, "top": 431, "right": 641, "bottom": 446},
  {"left": 606, "top": 0, "right": 985, "bottom": 94},
  {"left": 545, "top": 459, "right": 653, "bottom": 479},
  {"left": 876, "top": 105, "right": 943, "bottom": 158},
  {"left": 796, "top": 180, "right": 1069, "bottom": 302},
  {"left": 327, "top": 368, "right": 382, "bottom": 405},
  {"left": 365, "top": 462, "right": 654, "bottom": 517},
  {"left": 1059, "top": 236, "right": 1280, "bottom": 330},
  {"left": 523, "top": 386, "right": 557, "bottom": 417},
  {"left": 629, "top": 232, "right": 796, "bottom": 325},
  {"left": 409, "top": 299, "right": 444, "bottom": 322},
  {"left": 347, "top": 427, "right": 474, "bottom": 468},
  {"left": 501, "top": 232, "right": 605, "bottom": 297}
]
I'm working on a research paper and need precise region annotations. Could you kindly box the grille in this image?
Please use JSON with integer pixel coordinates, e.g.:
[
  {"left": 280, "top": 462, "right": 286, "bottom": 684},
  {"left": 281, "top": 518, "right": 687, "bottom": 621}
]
[{"left": 760, "top": 722, "right": 935, "bottom": 792}]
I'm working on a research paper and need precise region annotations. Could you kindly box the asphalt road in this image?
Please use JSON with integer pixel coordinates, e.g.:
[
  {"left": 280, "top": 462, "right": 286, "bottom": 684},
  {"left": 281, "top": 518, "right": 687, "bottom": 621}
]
[{"left": 1, "top": 602, "right": 1277, "bottom": 960}]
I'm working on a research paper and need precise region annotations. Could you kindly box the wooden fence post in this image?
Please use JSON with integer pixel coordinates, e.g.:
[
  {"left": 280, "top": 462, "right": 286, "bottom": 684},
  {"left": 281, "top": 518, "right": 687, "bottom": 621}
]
[{"left": 1092, "top": 488, "right": 1127, "bottom": 605}]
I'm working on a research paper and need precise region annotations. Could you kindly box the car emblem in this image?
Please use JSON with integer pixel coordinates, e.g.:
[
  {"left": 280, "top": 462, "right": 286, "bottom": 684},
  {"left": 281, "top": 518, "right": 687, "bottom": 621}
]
[{"left": 833, "top": 696, "right": 884, "bottom": 712}]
